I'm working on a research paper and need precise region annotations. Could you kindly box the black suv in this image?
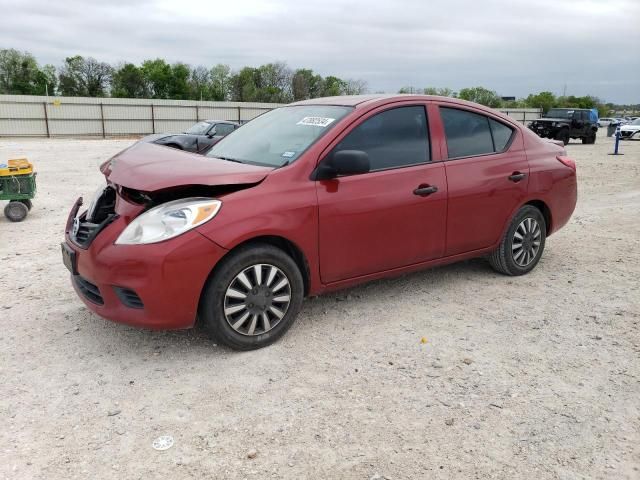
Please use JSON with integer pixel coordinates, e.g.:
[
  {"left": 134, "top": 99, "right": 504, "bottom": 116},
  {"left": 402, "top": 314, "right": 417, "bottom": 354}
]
[{"left": 529, "top": 108, "right": 598, "bottom": 145}]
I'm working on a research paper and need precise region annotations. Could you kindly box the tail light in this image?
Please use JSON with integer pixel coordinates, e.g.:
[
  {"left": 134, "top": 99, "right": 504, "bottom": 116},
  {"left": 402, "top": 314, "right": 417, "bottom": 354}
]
[{"left": 556, "top": 155, "right": 576, "bottom": 170}]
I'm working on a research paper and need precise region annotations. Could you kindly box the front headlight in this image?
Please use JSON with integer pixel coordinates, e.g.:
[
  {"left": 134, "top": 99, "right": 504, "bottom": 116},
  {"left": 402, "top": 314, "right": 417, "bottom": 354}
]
[{"left": 115, "top": 198, "right": 222, "bottom": 245}]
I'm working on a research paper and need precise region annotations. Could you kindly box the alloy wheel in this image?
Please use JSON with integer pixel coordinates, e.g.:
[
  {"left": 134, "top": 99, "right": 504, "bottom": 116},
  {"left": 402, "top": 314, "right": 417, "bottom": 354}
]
[
  {"left": 223, "top": 264, "right": 292, "bottom": 336},
  {"left": 512, "top": 218, "right": 542, "bottom": 267}
]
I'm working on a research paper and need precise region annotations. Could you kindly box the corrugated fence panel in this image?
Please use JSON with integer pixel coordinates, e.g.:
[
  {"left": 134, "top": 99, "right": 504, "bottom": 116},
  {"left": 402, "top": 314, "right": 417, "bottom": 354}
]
[{"left": 0, "top": 95, "right": 541, "bottom": 136}]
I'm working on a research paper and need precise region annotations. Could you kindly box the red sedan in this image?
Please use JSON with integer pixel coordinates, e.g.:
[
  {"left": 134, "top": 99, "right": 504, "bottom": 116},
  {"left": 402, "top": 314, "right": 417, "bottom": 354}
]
[{"left": 62, "top": 95, "right": 577, "bottom": 350}]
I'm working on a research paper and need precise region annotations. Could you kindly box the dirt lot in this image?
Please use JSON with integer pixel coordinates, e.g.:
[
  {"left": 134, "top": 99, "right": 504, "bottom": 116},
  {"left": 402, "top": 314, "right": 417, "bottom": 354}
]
[{"left": 0, "top": 136, "right": 638, "bottom": 480}]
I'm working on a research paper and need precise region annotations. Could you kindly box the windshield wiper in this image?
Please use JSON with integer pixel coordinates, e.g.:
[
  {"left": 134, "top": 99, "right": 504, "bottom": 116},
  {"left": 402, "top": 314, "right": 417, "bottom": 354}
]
[{"left": 214, "top": 156, "right": 244, "bottom": 164}]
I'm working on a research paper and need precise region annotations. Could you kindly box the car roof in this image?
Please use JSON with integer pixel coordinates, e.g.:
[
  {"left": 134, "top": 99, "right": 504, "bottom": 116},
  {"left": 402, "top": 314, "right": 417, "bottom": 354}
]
[
  {"left": 289, "top": 94, "right": 496, "bottom": 111},
  {"left": 204, "top": 120, "right": 239, "bottom": 125}
]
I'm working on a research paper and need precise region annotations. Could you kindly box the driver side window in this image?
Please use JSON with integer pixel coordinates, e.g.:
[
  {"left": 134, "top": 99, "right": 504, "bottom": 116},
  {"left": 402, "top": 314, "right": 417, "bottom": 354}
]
[{"left": 332, "top": 106, "right": 430, "bottom": 171}]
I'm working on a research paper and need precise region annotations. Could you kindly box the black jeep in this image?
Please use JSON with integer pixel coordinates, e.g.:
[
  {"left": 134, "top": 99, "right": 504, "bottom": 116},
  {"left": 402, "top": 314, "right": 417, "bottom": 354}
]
[{"left": 529, "top": 108, "right": 598, "bottom": 145}]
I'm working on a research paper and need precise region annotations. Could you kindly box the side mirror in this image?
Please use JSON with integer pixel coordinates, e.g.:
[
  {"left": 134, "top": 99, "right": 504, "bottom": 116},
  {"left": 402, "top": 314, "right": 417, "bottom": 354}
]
[
  {"left": 207, "top": 128, "right": 217, "bottom": 138},
  {"left": 315, "top": 150, "right": 370, "bottom": 180}
]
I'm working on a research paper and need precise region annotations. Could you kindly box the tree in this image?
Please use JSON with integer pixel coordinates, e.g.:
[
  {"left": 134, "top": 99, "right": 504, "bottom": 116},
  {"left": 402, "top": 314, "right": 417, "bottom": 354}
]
[
  {"left": 210, "top": 64, "right": 231, "bottom": 101},
  {"left": 291, "top": 68, "right": 324, "bottom": 101},
  {"left": 0, "top": 49, "right": 53, "bottom": 94},
  {"left": 230, "top": 67, "right": 260, "bottom": 102},
  {"left": 111, "top": 63, "right": 147, "bottom": 98},
  {"left": 58, "top": 56, "right": 112, "bottom": 96},
  {"left": 322, "top": 76, "right": 346, "bottom": 96},
  {"left": 342, "top": 78, "right": 368, "bottom": 95},
  {"left": 524, "top": 91, "right": 557, "bottom": 113},
  {"left": 257, "top": 62, "right": 293, "bottom": 103},
  {"left": 458, "top": 86, "right": 502, "bottom": 108},
  {"left": 169, "top": 63, "right": 191, "bottom": 100},
  {"left": 140, "top": 59, "right": 173, "bottom": 99},
  {"left": 423, "top": 87, "right": 454, "bottom": 97},
  {"left": 188, "top": 65, "right": 210, "bottom": 100}
]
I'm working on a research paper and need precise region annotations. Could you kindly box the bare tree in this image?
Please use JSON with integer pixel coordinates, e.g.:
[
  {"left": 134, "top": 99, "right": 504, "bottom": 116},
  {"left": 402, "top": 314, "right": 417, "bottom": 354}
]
[{"left": 342, "top": 78, "right": 368, "bottom": 95}]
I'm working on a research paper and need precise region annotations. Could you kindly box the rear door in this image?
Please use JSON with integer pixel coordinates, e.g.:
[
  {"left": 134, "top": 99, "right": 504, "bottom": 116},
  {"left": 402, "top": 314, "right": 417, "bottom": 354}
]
[
  {"left": 434, "top": 105, "right": 529, "bottom": 256},
  {"left": 316, "top": 103, "right": 447, "bottom": 283}
]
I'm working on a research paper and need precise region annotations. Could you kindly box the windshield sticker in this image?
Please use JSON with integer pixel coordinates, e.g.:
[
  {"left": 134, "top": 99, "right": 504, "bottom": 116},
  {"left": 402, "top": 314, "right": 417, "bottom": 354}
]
[
  {"left": 281, "top": 151, "right": 296, "bottom": 158},
  {"left": 297, "top": 117, "right": 335, "bottom": 127}
]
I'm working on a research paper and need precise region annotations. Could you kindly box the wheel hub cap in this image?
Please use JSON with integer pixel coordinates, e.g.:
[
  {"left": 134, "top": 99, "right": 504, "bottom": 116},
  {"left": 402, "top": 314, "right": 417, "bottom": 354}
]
[
  {"left": 512, "top": 217, "right": 542, "bottom": 267},
  {"left": 223, "top": 264, "right": 291, "bottom": 336}
]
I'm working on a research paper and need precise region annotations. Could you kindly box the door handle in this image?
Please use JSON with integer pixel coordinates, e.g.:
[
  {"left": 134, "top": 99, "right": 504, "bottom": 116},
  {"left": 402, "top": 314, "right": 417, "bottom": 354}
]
[
  {"left": 508, "top": 172, "right": 527, "bottom": 182},
  {"left": 413, "top": 185, "right": 438, "bottom": 196}
]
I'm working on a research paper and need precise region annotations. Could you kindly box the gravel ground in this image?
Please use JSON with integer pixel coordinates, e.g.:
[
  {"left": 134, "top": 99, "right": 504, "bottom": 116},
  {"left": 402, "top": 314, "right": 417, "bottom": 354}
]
[{"left": 0, "top": 136, "right": 638, "bottom": 480}]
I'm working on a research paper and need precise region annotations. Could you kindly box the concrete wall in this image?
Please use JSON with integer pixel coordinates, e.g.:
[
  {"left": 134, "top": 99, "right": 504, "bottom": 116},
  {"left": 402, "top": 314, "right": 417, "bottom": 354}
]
[{"left": 0, "top": 95, "right": 541, "bottom": 137}]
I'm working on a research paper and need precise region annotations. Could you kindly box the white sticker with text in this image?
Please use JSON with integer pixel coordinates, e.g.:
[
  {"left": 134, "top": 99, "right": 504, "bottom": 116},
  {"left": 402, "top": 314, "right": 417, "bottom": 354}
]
[{"left": 297, "top": 117, "right": 335, "bottom": 127}]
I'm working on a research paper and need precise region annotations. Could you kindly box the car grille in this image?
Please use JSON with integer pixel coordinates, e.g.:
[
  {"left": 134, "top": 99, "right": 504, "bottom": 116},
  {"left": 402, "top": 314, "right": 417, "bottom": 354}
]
[
  {"left": 71, "top": 187, "right": 117, "bottom": 248},
  {"left": 73, "top": 275, "right": 104, "bottom": 305},
  {"left": 74, "top": 220, "right": 101, "bottom": 245},
  {"left": 114, "top": 287, "right": 144, "bottom": 309},
  {"left": 620, "top": 131, "right": 635, "bottom": 138}
]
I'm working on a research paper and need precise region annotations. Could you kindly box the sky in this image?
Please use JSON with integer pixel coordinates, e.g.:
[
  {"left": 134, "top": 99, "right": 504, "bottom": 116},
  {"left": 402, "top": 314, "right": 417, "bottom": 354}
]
[{"left": 1, "top": 0, "right": 639, "bottom": 103}]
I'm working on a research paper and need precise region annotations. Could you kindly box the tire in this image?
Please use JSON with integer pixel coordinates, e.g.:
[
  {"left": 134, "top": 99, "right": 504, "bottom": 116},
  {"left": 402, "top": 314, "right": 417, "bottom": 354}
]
[
  {"left": 199, "top": 243, "right": 304, "bottom": 350},
  {"left": 581, "top": 132, "right": 596, "bottom": 144},
  {"left": 488, "top": 205, "right": 546, "bottom": 276},
  {"left": 555, "top": 129, "right": 570, "bottom": 145},
  {"left": 4, "top": 201, "right": 28, "bottom": 222},
  {"left": 19, "top": 199, "right": 32, "bottom": 211}
]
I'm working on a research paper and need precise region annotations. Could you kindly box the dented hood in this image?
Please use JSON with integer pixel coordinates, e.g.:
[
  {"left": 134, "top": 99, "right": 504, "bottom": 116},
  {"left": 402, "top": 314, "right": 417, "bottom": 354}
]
[{"left": 102, "top": 142, "right": 272, "bottom": 192}]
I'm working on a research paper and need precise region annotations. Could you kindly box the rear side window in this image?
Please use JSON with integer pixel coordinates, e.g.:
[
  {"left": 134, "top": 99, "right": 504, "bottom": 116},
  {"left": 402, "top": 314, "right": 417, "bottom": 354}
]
[
  {"left": 489, "top": 118, "right": 514, "bottom": 152},
  {"left": 333, "top": 106, "right": 430, "bottom": 171},
  {"left": 441, "top": 107, "right": 514, "bottom": 158},
  {"left": 214, "top": 124, "right": 235, "bottom": 136}
]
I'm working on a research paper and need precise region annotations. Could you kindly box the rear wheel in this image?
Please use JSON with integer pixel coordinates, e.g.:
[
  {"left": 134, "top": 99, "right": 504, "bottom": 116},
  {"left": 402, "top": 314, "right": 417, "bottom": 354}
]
[
  {"left": 4, "top": 201, "right": 28, "bottom": 222},
  {"left": 19, "top": 199, "right": 32, "bottom": 211},
  {"left": 583, "top": 131, "right": 596, "bottom": 144},
  {"left": 555, "top": 128, "right": 570, "bottom": 145},
  {"left": 488, "top": 205, "right": 546, "bottom": 276},
  {"left": 199, "top": 243, "right": 304, "bottom": 350}
]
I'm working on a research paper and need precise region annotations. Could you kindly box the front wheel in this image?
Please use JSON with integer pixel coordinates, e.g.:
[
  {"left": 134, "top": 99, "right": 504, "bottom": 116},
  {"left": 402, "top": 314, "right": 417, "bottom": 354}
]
[
  {"left": 199, "top": 243, "right": 304, "bottom": 350},
  {"left": 488, "top": 205, "right": 546, "bottom": 276}
]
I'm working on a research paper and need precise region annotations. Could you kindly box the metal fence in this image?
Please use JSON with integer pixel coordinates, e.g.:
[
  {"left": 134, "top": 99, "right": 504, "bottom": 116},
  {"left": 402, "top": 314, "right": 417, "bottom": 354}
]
[
  {"left": 0, "top": 95, "right": 541, "bottom": 138},
  {"left": 0, "top": 95, "right": 281, "bottom": 137}
]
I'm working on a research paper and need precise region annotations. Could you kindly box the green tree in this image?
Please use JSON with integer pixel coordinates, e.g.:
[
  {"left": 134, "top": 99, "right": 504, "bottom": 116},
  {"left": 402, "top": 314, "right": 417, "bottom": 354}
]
[
  {"left": 169, "top": 63, "right": 191, "bottom": 99},
  {"left": 0, "top": 48, "right": 53, "bottom": 94},
  {"left": 140, "top": 59, "right": 173, "bottom": 99},
  {"left": 189, "top": 65, "right": 210, "bottom": 100},
  {"left": 322, "top": 76, "right": 346, "bottom": 96},
  {"left": 58, "top": 56, "right": 112, "bottom": 96},
  {"left": 210, "top": 64, "right": 231, "bottom": 101},
  {"left": 524, "top": 91, "right": 557, "bottom": 112},
  {"left": 458, "top": 86, "right": 502, "bottom": 108},
  {"left": 230, "top": 67, "right": 260, "bottom": 102},
  {"left": 423, "top": 87, "right": 455, "bottom": 97},
  {"left": 111, "top": 63, "right": 147, "bottom": 98},
  {"left": 291, "top": 68, "right": 324, "bottom": 100}
]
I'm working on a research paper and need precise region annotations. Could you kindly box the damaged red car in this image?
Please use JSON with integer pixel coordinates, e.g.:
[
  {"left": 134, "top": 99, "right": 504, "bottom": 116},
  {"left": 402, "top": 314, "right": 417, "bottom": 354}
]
[{"left": 62, "top": 95, "right": 577, "bottom": 350}]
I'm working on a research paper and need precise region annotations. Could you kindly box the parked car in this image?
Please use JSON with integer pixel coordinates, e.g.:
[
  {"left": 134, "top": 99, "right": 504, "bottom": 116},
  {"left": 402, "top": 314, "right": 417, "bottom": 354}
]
[
  {"left": 528, "top": 108, "right": 598, "bottom": 144},
  {"left": 619, "top": 118, "right": 640, "bottom": 139},
  {"left": 62, "top": 95, "right": 577, "bottom": 350},
  {"left": 597, "top": 117, "right": 618, "bottom": 127},
  {"left": 141, "top": 120, "right": 239, "bottom": 153}
]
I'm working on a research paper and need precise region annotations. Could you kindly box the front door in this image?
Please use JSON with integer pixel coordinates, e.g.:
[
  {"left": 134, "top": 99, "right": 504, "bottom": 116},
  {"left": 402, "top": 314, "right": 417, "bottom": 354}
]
[{"left": 316, "top": 104, "right": 448, "bottom": 284}]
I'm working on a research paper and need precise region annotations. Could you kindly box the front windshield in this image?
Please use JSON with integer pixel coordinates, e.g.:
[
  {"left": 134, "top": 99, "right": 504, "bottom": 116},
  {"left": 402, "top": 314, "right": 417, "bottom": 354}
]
[
  {"left": 185, "top": 121, "right": 212, "bottom": 135},
  {"left": 631, "top": 118, "right": 640, "bottom": 126},
  {"left": 206, "top": 105, "right": 353, "bottom": 167},
  {"left": 544, "top": 109, "right": 573, "bottom": 119}
]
